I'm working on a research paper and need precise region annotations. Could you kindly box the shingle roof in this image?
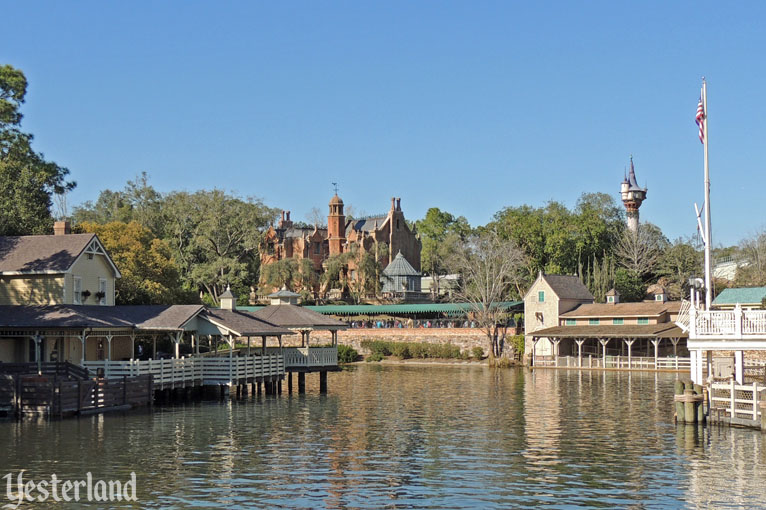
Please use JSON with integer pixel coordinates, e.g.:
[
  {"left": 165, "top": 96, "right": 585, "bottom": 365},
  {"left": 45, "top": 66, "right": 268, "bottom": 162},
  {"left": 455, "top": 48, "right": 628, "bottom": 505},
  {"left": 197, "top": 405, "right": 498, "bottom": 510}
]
[
  {"left": 0, "top": 304, "right": 204, "bottom": 330},
  {"left": 560, "top": 301, "right": 681, "bottom": 318},
  {"left": 0, "top": 234, "right": 96, "bottom": 273},
  {"left": 541, "top": 274, "right": 594, "bottom": 301},
  {"left": 347, "top": 215, "right": 387, "bottom": 234},
  {"left": 712, "top": 287, "right": 766, "bottom": 306},
  {"left": 251, "top": 304, "right": 347, "bottom": 329},
  {"left": 529, "top": 323, "right": 686, "bottom": 339},
  {"left": 382, "top": 252, "right": 420, "bottom": 277},
  {"left": 202, "top": 309, "right": 294, "bottom": 337}
]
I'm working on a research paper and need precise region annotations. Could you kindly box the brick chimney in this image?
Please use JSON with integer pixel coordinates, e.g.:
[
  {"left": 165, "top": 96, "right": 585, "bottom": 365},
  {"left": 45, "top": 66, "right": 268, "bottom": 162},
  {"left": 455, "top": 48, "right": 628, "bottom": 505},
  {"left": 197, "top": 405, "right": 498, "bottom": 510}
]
[{"left": 54, "top": 220, "right": 71, "bottom": 235}]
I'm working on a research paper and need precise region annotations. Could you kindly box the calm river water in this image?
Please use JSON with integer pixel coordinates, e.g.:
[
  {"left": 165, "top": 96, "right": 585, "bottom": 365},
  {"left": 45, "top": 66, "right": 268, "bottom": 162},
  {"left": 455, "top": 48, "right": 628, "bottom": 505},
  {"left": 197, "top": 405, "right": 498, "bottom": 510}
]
[{"left": 2, "top": 365, "right": 766, "bottom": 509}]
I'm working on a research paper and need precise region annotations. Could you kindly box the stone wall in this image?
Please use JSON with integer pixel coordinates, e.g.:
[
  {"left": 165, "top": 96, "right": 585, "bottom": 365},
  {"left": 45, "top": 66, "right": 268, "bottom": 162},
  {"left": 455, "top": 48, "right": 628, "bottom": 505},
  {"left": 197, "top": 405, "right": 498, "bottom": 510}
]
[{"left": 309, "top": 328, "right": 490, "bottom": 354}]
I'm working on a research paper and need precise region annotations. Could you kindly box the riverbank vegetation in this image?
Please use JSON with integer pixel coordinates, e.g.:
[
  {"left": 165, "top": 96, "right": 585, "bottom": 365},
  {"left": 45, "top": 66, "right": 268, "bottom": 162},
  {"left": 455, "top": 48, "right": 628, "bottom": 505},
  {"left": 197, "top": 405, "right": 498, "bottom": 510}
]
[{"left": 360, "top": 340, "right": 472, "bottom": 361}]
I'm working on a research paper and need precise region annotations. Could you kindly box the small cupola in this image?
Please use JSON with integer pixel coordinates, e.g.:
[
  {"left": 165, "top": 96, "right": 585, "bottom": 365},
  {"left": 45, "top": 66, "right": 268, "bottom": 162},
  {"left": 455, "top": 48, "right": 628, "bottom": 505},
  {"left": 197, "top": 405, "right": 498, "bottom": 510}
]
[
  {"left": 268, "top": 286, "right": 300, "bottom": 305},
  {"left": 646, "top": 284, "right": 667, "bottom": 303},
  {"left": 606, "top": 288, "right": 620, "bottom": 304},
  {"left": 220, "top": 285, "right": 237, "bottom": 310}
]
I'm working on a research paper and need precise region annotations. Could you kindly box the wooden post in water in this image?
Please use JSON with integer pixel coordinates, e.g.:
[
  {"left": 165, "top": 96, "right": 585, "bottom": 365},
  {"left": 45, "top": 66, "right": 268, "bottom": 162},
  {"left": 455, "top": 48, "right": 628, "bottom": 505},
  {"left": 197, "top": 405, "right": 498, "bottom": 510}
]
[
  {"left": 682, "top": 380, "right": 698, "bottom": 424},
  {"left": 675, "top": 380, "right": 685, "bottom": 423},
  {"left": 319, "top": 371, "right": 327, "bottom": 394},
  {"left": 287, "top": 372, "right": 293, "bottom": 394},
  {"left": 298, "top": 372, "right": 306, "bottom": 394},
  {"left": 694, "top": 384, "right": 704, "bottom": 423}
]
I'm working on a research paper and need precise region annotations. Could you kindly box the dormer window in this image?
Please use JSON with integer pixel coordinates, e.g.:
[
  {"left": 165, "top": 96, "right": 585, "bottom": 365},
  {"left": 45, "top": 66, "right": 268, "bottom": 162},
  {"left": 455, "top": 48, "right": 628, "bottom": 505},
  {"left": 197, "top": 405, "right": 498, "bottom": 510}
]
[
  {"left": 607, "top": 295, "right": 615, "bottom": 303},
  {"left": 655, "top": 294, "right": 663, "bottom": 301}
]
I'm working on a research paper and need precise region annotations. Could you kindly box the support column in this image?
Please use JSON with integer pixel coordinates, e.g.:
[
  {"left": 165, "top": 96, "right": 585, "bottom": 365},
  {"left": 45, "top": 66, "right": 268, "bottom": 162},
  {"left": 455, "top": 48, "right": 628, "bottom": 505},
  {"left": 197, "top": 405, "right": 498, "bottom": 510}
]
[
  {"left": 172, "top": 331, "right": 182, "bottom": 359},
  {"left": 575, "top": 339, "right": 585, "bottom": 367},
  {"left": 651, "top": 339, "right": 660, "bottom": 369},
  {"left": 105, "top": 334, "right": 113, "bottom": 377},
  {"left": 228, "top": 334, "right": 234, "bottom": 385},
  {"left": 532, "top": 338, "right": 539, "bottom": 367},
  {"left": 319, "top": 371, "right": 327, "bottom": 393},
  {"left": 625, "top": 339, "right": 635, "bottom": 369},
  {"left": 735, "top": 351, "right": 744, "bottom": 384},
  {"left": 130, "top": 333, "right": 136, "bottom": 361},
  {"left": 706, "top": 350, "right": 713, "bottom": 382},
  {"left": 262, "top": 336, "right": 267, "bottom": 355},
  {"left": 80, "top": 332, "right": 87, "bottom": 365},
  {"left": 247, "top": 336, "right": 251, "bottom": 357},
  {"left": 599, "top": 338, "right": 610, "bottom": 368},
  {"left": 288, "top": 372, "right": 293, "bottom": 394},
  {"left": 153, "top": 335, "right": 158, "bottom": 360},
  {"left": 551, "top": 338, "right": 561, "bottom": 365},
  {"left": 670, "top": 338, "right": 679, "bottom": 358}
]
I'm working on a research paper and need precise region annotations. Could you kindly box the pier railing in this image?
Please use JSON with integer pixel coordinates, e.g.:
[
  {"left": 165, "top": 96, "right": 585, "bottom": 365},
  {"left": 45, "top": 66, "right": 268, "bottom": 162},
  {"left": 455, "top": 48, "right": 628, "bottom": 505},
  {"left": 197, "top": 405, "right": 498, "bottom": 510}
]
[
  {"left": 709, "top": 380, "right": 764, "bottom": 423},
  {"left": 535, "top": 355, "right": 690, "bottom": 371},
  {"left": 679, "top": 303, "right": 766, "bottom": 339},
  {"left": 82, "top": 354, "right": 285, "bottom": 388},
  {"left": 265, "top": 347, "right": 338, "bottom": 370}
]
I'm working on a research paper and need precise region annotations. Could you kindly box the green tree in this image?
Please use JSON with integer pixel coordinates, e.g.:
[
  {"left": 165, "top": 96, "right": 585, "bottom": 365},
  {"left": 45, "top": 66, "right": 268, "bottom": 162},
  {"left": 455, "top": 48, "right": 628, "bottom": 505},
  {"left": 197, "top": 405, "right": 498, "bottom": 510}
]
[
  {"left": 161, "top": 190, "right": 278, "bottom": 305},
  {"left": 79, "top": 221, "right": 192, "bottom": 305},
  {"left": 415, "top": 208, "right": 471, "bottom": 298},
  {"left": 73, "top": 172, "right": 163, "bottom": 234},
  {"left": 657, "top": 238, "right": 702, "bottom": 299},
  {"left": 614, "top": 268, "right": 645, "bottom": 302},
  {"left": 0, "top": 65, "right": 75, "bottom": 235}
]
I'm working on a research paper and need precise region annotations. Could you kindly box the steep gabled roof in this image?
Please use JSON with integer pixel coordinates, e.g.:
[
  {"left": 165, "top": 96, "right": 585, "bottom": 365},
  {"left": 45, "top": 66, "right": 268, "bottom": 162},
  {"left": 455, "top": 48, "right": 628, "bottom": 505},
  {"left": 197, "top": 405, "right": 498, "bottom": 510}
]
[
  {"left": 541, "top": 274, "right": 594, "bottom": 301},
  {"left": 347, "top": 215, "right": 388, "bottom": 234},
  {"left": 0, "top": 234, "right": 120, "bottom": 277}
]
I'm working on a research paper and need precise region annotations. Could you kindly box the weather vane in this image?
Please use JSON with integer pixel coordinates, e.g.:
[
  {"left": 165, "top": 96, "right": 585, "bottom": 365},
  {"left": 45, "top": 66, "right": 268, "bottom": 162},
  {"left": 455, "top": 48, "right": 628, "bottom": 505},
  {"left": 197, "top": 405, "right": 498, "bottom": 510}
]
[{"left": 332, "top": 182, "right": 339, "bottom": 195}]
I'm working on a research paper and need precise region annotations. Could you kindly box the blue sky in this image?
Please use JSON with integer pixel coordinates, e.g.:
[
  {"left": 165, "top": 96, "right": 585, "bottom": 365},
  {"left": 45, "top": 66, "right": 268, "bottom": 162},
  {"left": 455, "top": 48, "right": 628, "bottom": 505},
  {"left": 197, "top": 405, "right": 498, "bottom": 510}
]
[{"left": 2, "top": 2, "right": 764, "bottom": 246}]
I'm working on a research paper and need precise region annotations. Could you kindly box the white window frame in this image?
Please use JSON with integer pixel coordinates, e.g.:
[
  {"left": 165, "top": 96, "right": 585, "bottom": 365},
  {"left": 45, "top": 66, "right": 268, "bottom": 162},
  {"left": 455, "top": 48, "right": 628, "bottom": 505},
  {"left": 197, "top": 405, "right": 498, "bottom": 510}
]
[
  {"left": 73, "top": 277, "right": 82, "bottom": 305},
  {"left": 98, "top": 278, "right": 107, "bottom": 305}
]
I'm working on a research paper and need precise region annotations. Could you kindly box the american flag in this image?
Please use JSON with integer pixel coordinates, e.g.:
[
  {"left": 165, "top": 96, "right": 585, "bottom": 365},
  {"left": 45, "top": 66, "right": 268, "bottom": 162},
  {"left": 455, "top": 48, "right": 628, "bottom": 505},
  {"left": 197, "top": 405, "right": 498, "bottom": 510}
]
[{"left": 695, "top": 96, "right": 705, "bottom": 144}]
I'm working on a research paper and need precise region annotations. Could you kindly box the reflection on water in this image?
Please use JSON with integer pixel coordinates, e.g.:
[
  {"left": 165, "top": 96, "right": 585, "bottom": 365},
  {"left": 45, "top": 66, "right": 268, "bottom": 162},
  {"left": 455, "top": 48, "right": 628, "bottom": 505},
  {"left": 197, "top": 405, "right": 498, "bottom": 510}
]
[{"left": 2, "top": 366, "right": 766, "bottom": 509}]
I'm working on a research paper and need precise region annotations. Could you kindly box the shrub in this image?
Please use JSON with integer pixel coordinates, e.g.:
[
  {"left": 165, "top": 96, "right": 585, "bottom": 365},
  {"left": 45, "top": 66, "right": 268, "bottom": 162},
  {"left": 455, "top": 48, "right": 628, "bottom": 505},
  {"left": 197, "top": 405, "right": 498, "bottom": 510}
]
[
  {"left": 337, "top": 344, "right": 359, "bottom": 363},
  {"left": 508, "top": 335, "right": 526, "bottom": 359},
  {"left": 366, "top": 352, "right": 384, "bottom": 362},
  {"left": 472, "top": 346, "right": 484, "bottom": 360},
  {"left": 360, "top": 340, "right": 391, "bottom": 356},
  {"left": 390, "top": 343, "right": 411, "bottom": 359},
  {"left": 488, "top": 355, "right": 514, "bottom": 368}
]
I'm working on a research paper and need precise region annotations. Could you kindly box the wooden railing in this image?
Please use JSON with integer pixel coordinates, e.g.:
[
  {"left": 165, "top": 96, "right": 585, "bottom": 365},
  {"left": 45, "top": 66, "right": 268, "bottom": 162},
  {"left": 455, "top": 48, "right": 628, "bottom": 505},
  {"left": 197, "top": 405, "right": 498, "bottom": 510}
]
[
  {"left": 710, "top": 380, "right": 764, "bottom": 422},
  {"left": 82, "top": 355, "right": 285, "bottom": 387},
  {"left": 682, "top": 305, "right": 766, "bottom": 338},
  {"left": 265, "top": 347, "right": 338, "bottom": 369},
  {"left": 535, "top": 355, "right": 690, "bottom": 371}
]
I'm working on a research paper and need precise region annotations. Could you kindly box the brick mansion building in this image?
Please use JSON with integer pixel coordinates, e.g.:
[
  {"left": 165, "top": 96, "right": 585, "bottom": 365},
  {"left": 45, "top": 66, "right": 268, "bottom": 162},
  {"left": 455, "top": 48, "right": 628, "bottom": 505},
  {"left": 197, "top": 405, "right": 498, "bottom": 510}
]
[{"left": 260, "top": 195, "right": 421, "bottom": 290}]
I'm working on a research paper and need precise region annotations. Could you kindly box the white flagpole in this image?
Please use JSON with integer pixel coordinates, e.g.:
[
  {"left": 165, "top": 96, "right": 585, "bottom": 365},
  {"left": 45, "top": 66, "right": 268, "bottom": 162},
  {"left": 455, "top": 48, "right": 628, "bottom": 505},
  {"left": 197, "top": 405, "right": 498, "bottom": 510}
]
[{"left": 702, "top": 79, "right": 712, "bottom": 309}]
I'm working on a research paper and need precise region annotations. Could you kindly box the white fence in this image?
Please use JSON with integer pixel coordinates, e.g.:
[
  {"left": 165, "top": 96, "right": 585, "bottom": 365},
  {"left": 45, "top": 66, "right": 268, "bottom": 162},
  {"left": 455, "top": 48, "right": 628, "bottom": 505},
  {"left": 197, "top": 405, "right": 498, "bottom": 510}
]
[
  {"left": 535, "top": 355, "right": 690, "bottom": 371},
  {"left": 686, "top": 305, "right": 766, "bottom": 337},
  {"left": 710, "top": 380, "right": 764, "bottom": 422},
  {"left": 83, "top": 354, "right": 285, "bottom": 386},
  {"left": 273, "top": 347, "right": 338, "bottom": 368}
]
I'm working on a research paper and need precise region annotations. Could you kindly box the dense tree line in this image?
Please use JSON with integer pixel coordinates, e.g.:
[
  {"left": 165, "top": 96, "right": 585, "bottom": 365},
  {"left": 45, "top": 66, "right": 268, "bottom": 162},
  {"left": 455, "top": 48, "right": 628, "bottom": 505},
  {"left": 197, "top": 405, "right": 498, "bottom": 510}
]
[{"left": 73, "top": 173, "right": 278, "bottom": 305}]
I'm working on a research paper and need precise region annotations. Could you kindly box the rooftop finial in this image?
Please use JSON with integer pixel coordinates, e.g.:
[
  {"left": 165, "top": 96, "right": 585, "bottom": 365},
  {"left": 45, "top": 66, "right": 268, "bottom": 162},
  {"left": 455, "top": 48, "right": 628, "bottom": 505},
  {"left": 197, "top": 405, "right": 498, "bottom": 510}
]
[{"left": 332, "top": 182, "right": 339, "bottom": 195}]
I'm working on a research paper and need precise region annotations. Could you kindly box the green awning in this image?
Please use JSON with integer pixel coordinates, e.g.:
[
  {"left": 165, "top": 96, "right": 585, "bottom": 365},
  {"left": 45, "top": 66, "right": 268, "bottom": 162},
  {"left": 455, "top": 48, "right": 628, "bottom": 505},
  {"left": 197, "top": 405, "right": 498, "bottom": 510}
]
[{"left": 237, "top": 301, "right": 522, "bottom": 317}]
